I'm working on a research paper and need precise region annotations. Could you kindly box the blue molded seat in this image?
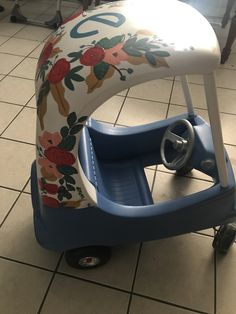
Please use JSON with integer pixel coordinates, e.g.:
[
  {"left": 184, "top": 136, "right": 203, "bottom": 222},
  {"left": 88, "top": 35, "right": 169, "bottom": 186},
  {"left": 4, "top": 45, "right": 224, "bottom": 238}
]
[{"left": 79, "top": 127, "right": 153, "bottom": 206}]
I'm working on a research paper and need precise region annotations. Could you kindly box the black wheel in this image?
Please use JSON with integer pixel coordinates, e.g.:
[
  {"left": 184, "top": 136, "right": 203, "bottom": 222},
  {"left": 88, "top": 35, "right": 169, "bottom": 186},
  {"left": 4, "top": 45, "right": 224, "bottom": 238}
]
[
  {"left": 176, "top": 164, "right": 193, "bottom": 176},
  {"left": 65, "top": 246, "right": 111, "bottom": 269},
  {"left": 212, "top": 223, "right": 236, "bottom": 254}
]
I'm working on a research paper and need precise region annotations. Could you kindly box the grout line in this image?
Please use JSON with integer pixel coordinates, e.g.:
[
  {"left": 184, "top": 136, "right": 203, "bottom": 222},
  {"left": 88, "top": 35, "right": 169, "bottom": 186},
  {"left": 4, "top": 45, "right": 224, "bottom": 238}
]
[
  {"left": 126, "top": 243, "right": 143, "bottom": 314},
  {"left": 0, "top": 136, "right": 36, "bottom": 146},
  {"left": 132, "top": 292, "right": 211, "bottom": 314},
  {"left": 0, "top": 255, "right": 54, "bottom": 273},
  {"left": 37, "top": 253, "right": 64, "bottom": 313},
  {"left": 0, "top": 185, "right": 22, "bottom": 193},
  {"left": 0, "top": 177, "right": 31, "bottom": 228},
  {"left": 165, "top": 77, "right": 176, "bottom": 119},
  {"left": 114, "top": 88, "right": 130, "bottom": 126},
  {"left": 156, "top": 168, "right": 214, "bottom": 183},
  {"left": 56, "top": 270, "right": 131, "bottom": 295}
]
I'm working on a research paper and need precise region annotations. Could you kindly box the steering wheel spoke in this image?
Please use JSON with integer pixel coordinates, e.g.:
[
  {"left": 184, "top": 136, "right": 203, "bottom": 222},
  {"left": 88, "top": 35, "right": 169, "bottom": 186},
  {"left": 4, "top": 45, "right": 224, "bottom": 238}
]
[{"left": 160, "top": 119, "right": 195, "bottom": 171}]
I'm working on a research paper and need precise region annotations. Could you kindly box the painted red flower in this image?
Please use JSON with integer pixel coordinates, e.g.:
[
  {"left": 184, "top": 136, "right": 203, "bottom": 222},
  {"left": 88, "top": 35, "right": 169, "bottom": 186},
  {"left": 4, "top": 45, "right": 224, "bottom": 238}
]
[
  {"left": 48, "top": 58, "right": 70, "bottom": 84},
  {"left": 39, "top": 179, "right": 58, "bottom": 195},
  {"left": 80, "top": 47, "right": 105, "bottom": 66},
  {"left": 38, "top": 42, "right": 53, "bottom": 67},
  {"left": 42, "top": 195, "right": 60, "bottom": 208},
  {"left": 44, "top": 146, "right": 76, "bottom": 166}
]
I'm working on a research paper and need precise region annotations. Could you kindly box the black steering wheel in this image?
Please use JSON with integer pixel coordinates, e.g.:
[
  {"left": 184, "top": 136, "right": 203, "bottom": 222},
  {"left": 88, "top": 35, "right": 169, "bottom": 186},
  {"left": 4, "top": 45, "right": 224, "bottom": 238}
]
[{"left": 160, "top": 119, "right": 195, "bottom": 170}]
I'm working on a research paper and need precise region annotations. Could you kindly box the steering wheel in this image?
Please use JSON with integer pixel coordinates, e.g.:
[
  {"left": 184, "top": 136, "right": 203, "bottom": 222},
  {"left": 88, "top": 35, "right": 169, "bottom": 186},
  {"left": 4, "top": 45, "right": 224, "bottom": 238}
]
[{"left": 160, "top": 119, "right": 195, "bottom": 170}]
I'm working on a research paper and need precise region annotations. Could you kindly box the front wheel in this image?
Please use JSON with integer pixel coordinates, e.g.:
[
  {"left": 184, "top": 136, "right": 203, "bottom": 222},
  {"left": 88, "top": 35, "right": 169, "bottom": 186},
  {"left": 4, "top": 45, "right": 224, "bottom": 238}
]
[
  {"left": 65, "top": 246, "right": 111, "bottom": 269},
  {"left": 212, "top": 223, "right": 236, "bottom": 254}
]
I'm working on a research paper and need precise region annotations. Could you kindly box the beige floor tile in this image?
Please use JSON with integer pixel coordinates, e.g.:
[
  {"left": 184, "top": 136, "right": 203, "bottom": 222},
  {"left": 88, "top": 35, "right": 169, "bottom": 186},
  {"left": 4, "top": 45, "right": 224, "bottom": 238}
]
[
  {"left": 23, "top": 180, "right": 31, "bottom": 194},
  {"left": 129, "top": 295, "right": 195, "bottom": 314},
  {"left": 0, "top": 35, "right": 10, "bottom": 46},
  {"left": 0, "top": 138, "right": 35, "bottom": 190},
  {"left": 171, "top": 81, "right": 206, "bottom": 109},
  {"left": 0, "top": 187, "right": 19, "bottom": 225},
  {"left": 225, "top": 145, "right": 236, "bottom": 176},
  {"left": 134, "top": 234, "right": 214, "bottom": 313},
  {"left": 195, "top": 228, "right": 214, "bottom": 237},
  {"left": 171, "top": 80, "right": 236, "bottom": 114},
  {"left": 220, "top": 53, "right": 236, "bottom": 70},
  {"left": 0, "top": 23, "right": 25, "bottom": 37},
  {"left": 177, "top": 69, "right": 236, "bottom": 89},
  {"left": 0, "top": 102, "right": 22, "bottom": 134},
  {"left": 168, "top": 104, "right": 236, "bottom": 146},
  {"left": 117, "top": 98, "right": 168, "bottom": 126},
  {"left": 26, "top": 95, "right": 36, "bottom": 108},
  {"left": 216, "top": 244, "right": 236, "bottom": 314},
  {"left": 91, "top": 96, "right": 124, "bottom": 123},
  {"left": 144, "top": 168, "right": 155, "bottom": 192},
  {"left": 128, "top": 79, "right": 173, "bottom": 103},
  {"left": 215, "top": 68, "right": 236, "bottom": 90},
  {"left": 152, "top": 171, "right": 213, "bottom": 203},
  {"left": 0, "top": 258, "right": 51, "bottom": 314},
  {"left": 0, "top": 76, "right": 35, "bottom": 105},
  {"left": 42, "top": 274, "right": 129, "bottom": 314},
  {"left": 14, "top": 25, "right": 53, "bottom": 42},
  {"left": 59, "top": 244, "right": 139, "bottom": 290},
  {"left": 219, "top": 112, "right": 236, "bottom": 146},
  {"left": 217, "top": 87, "right": 236, "bottom": 114},
  {"left": 0, "top": 37, "right": 40, "bottom": 56},
  {"left": 116, "top": 89, "right": 128, "bottom": 96},
  {"left": 2, "top": 107, "right": 36, "bottom": 144},
  {"left": 157, "top": 164, "right": 214, "bottom": 182},
  {"left": 0, "top": 193, "right": 60, "bottom": 269},
  {"left": 10, "top": 57, "right": 38, "bottom": 79},
  {"left": 0, "top": 53, "right": 24, "bottom": 75},
  {"left": 29, "top": 42, "right": 45, "bottom": 59}
]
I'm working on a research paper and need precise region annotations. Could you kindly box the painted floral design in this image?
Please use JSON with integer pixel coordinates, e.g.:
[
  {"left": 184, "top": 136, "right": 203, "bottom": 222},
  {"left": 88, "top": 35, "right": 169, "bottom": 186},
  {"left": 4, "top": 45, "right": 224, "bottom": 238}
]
[
  {"left": 37, "top": 112, "right": 88, "bottom": 208},
  {"left": 67, "top": 32, "right": 170, "bottom": 93}
]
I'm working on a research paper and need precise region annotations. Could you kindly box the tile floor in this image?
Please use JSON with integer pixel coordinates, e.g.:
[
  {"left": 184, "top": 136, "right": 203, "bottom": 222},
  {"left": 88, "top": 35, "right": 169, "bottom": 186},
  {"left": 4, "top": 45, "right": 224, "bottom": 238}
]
[{"left": 0, "top": 0, "right": 236, "bottom": 313}]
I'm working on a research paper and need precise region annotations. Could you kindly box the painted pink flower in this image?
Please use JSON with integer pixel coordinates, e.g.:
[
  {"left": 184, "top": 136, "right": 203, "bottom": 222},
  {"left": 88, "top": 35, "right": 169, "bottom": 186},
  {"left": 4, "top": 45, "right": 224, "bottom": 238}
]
[
  {"left": 39, "top": 131, "right": 61, "bottom": 149},
  {"left": 103, "top": 43, "right": 129, "bottom": 65},
  {"left": 38, "top": 158, "right": 63, "bottom": 178}
]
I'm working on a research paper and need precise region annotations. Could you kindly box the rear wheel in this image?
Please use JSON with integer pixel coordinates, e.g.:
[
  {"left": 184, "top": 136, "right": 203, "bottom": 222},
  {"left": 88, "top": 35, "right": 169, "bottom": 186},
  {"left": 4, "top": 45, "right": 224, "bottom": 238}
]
[
  {"left": 212, "top": 223, "right": 236, "bottom": 254},
  {"left": 65, "top": 246, "right": 111, "bottom": 269}
]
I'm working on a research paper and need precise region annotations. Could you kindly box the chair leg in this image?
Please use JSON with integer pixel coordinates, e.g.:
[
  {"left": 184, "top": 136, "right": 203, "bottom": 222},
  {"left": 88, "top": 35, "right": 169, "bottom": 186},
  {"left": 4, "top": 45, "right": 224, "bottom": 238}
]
[
  {"left": 222, "top": 0, "right": 236, "bottom": 28},
  {"left": 221, "top": 12, "right": 236, "bottom": 63}
]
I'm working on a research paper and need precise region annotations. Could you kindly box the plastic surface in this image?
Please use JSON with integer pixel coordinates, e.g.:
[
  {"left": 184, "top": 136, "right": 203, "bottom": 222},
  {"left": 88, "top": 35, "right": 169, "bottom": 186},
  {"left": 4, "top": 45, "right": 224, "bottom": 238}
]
[{"left": 35, "top": 0, "right": 220, "bottom": 209}]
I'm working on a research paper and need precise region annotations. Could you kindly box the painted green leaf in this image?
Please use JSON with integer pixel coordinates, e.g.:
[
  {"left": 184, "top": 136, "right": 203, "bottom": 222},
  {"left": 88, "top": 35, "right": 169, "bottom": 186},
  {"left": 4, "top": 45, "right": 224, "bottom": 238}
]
[
  {"left": 97, "top": 35, "right": 125, "bottom": 49},
  {"left": 70, "top": 65, "right": 83, "bottom": 74},
  {"left": 152, "top": 50, "right": 170, "bottom": 57},
  {"left": 60, "top": 126, "right": 69, "bottom": 138},
  {"left": 66, "top": 184, "right": 76, "bottom": 191},
  {"left": 68, "top": 51, "right": 82, "bottom": 63},
  {"left": 71, "top": 73, "right": 84, "bottom": 82},
  {"left": 145, "top": 52, "right": 157, "bottom": 65},
  {"left": 135, "top": 37, "right": 149, "bottom": 49},
  {"left": 70, "top": 124, "right": 83, "bottom": 135},
  {"left": 122, "top": 46, "right": 143, "bottom": 57},
  {"left": 57, "top": 165, "right": 78, "bottom": 176},
  {"left": 124, "top": 36, "right": 137, "bottom": 47},
  {"left": 93, "top": 62, "right": 110, "bottom": 81},
  {"left": 64, "top": 175, "right": 76, "bottom": 184},
  {"left": 65, "top": 75, "right": 75, "bottom": 91},
  {"left": 77, "top": 116, "right": 88, "bottom": 123},
  {"left": 67, "top": 112, "right": 77, "bottom": 126},
  {"left": 58, "top": 135, "right": 76, "bottom": 151}
]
